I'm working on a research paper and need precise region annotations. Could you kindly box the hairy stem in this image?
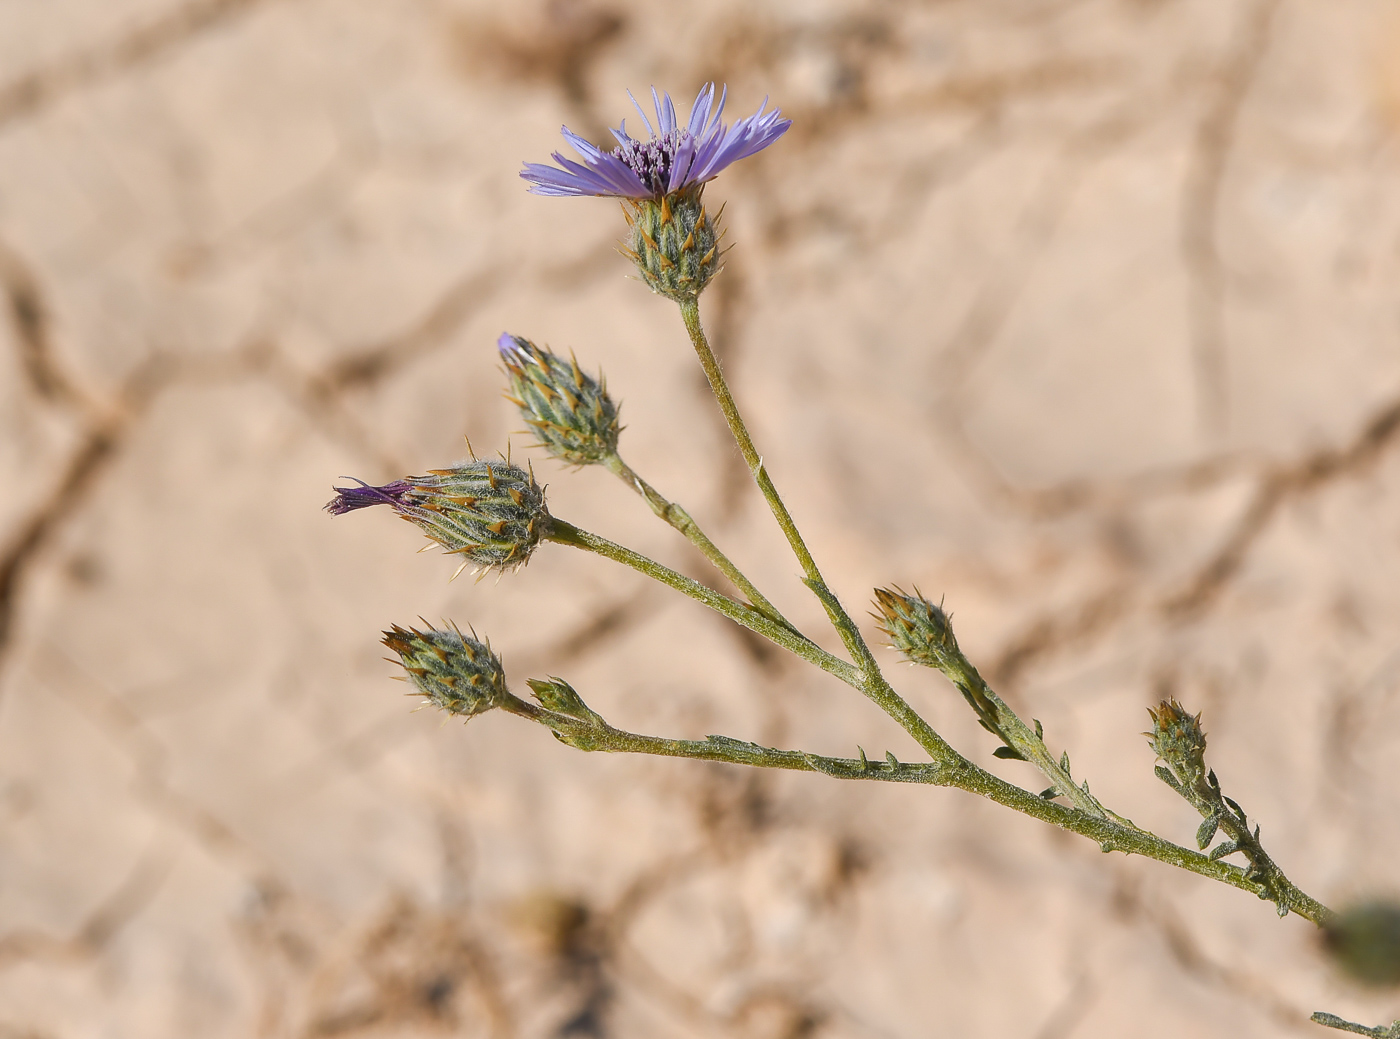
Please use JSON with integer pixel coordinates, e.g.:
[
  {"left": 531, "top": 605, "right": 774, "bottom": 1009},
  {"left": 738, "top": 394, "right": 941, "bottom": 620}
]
[
  {"left": 498, "top": 685, "right": 1329, "bottom": 924},
  {"left": 601, "top": 451, "right": 789, "bottom": 627},
  {"left": 1310, "top": 1013, "right": 1400, "bottom": 1038},
  {"left": 501, "top": 691, "right": 949, "bottom": 781},
  {"left": 546, "top": 515, "right": 959, "bottom": 765},
  {"left": 544, "top": 517, "right": 852, "bottom": 684},
  {"left": 1156, "top": 748, "right": 1330, "bottom": 922},
  {"left": 678, "top": 299, "right": 900, "bottom": 721},
  {"left": 937, "top": 648, "right": 1116, "bottom": 822}
]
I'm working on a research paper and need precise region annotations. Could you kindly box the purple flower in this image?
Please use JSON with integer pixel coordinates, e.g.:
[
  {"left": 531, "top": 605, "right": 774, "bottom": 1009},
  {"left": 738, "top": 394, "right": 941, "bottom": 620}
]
[
  {"left": 521, "top": 84, "right": 791, "bottom": 199},
  {"left": 324, "top": 479, "right": 412, "bottom": 515},
  {"left": 325, "top": 462, "right": 549, "bottom": 574}
]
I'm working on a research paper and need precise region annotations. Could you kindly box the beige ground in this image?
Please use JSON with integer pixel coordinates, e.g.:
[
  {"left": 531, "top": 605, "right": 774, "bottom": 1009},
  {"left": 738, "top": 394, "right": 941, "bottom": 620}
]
[{"left": 2, "top": 0, "right": 1400, "bottom": 1036}]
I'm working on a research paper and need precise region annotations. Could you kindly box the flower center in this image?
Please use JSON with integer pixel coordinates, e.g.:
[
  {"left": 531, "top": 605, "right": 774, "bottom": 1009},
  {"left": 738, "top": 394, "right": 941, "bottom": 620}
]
[{"left": 615, "top": 129, "right": 690, "bottom": 195}]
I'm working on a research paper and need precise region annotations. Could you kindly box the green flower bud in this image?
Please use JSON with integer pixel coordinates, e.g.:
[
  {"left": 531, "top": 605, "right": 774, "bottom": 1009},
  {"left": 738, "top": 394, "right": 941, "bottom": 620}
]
[
  {"left": 620, "top": 187, "right": 724, "bottom": 302},
  {"left": 872, "top": 586, "right": 960, "bottom": 670},
  {"left": 498, "top": 334, "right": 620, "bottom": 467},
  {"left": 327, "top": 459, "right": 548, "bottom": 576},
  {"left": 383, "top": 623, "right": 506, "bottom": 719},
  {"left": 526, "top": 676, "right": 604, "bottom": 727},
  {"left": 1145, "top": 699, "right": 1208, "bottom": 788}
]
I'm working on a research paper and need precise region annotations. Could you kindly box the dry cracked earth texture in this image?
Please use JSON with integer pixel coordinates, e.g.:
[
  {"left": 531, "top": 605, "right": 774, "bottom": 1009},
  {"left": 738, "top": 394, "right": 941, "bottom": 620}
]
[{"left": 2, "top": 0, "right": 1400, "bottom": 1037}]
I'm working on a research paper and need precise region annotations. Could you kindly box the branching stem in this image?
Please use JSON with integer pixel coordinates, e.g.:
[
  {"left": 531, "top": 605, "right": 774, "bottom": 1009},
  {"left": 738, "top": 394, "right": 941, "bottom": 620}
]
[
  {"left": 543, "top": 517, "right": 851, "bottom": 684},
  {"left": 601, "top": 451, "right": 789, "bottom": 628},
  {"left": 495, "top": 684, "right": 1330, "bottom": 924}
]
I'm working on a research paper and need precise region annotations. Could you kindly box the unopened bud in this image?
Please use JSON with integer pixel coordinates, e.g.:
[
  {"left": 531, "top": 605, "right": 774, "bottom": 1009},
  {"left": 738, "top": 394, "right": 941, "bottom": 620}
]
[
  {"left": 1145, "top": 699, "right": 1208, "bottom": 787},
  {"left": 620, "top": 187, "right": 723, "bottom": 302},
  {"left": 499, "top": 334, "right": 620, "bottom": 467},
  {"left": 382, "top": 623, "right": 506, "bottom": 719},
  {"left": 873, "top": 586, "right": 960, "bottom": 670},
  {"left": 327, "top": 458, "right": 548, "bottom": 575},
  {"left": 527, "top": 676, "right": 604, "bottom": 727}
]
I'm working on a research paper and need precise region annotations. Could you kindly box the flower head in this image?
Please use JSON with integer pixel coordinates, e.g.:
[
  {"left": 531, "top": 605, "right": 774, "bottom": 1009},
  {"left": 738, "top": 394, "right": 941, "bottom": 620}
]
[
  {"left": 873, "top": 587, "right": 960, "bottom": 671},
  {"left": 383, "top": 622, "right": 506, "bottom": 720},
  {"left": 499, "top": 333, "right": 620, "bottom": 467},
  {"left": 326, "top": 459, "right": 548, "bottom": 576},
  {"left": 1145, "top": 699, "right": 1208, "bottom": 788},
  {"left": 521, "top": 84, "right": 790, "bottom": 199}
]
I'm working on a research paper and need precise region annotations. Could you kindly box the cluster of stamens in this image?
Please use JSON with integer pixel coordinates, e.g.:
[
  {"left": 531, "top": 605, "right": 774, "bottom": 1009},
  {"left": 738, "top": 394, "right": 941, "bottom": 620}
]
[{"left": 615, "top": 130, "right": 689, "bottom": 196}]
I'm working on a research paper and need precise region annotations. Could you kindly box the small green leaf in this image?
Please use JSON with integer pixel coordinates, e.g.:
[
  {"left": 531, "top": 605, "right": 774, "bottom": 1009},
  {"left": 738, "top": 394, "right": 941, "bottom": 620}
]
[
  {"left": 1060, "top": 750, "right": 1071, "bottom": 773},
  {"left": 993, "top": 746, "right": 1027, "bottom": 760},
  {"left": 1039, "top": 786, "right": 1060, "bottom": 800},
  {"left": 1034, "top": 719, "right": 1044, "bottom": 739},
  {"left": 1209, "top": 841, "right": 1241, "bottom": 861},
  {"left": 1197, "top": 813, "right": 1220, "bottom": 850},
  {"left": 1155, "top": 765, "right": 1183, "bottom": 793}
]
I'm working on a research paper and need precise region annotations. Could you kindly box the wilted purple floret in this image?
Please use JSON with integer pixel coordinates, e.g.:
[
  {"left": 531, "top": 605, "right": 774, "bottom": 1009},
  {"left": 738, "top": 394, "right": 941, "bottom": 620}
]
[
  {"left": 521, "top": 84, "right": 791, "bottom": 199},
  {"left": 324, "top": 479, "right": 412, "bottom": 515}
]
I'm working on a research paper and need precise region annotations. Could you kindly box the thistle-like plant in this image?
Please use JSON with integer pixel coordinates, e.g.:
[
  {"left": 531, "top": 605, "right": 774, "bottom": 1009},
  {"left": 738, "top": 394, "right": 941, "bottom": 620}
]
[{"left": 329, "top": 84, "right": 1399, "bottom": 1035}]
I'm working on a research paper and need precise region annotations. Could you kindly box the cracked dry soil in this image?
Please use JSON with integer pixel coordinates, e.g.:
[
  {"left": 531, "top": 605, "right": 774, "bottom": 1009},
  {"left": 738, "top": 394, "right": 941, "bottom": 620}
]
[{"left": 2, "top": 1, "right": 1400, "bottom": 1036}]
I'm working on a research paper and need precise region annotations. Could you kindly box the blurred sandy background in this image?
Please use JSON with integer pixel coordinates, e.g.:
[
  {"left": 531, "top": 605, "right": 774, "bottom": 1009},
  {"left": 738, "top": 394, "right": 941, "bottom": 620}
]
[{"left": 3, "top": 0, "right": 1400, "bottom": 1036}]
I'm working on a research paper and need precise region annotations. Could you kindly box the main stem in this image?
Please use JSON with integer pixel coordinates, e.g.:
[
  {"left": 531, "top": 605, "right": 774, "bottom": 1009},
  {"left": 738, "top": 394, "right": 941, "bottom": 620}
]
[
  {"left": 672, "top": 297, "right": 1332, "bottom": 923},
  {"left": 678, "top": 302, "right": 891, "bottom": 685},
  {"left": 679, "top": 298, "right": 971, "bottom": 767},
  {"left": 679, "top": 299, "right": 824, "bottom": 583}
]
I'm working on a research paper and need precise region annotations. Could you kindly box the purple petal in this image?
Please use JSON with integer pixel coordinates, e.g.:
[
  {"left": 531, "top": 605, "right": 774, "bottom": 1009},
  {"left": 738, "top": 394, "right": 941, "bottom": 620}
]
[
  {"left": 326, "top": 478, "right": 412, "bottom": 515},
  {"left": 626, "top": 89, "right": 655, "bottom": 137},
  {"left": 522, "top": 84, "right": 789, "bottom": 198},
  {"left": 666, "top": 133, "right": 700, "bottom": 195},
  {"left": 686, "top": 83, "right": 715, "bottom": 137},
  {"left": 560, "top": 126, "right": 608, "bottom": 162},
  {"left": 654, "top": 87, "right": 677, "bottom": 136},
  {"left": 497, "top": 332, "right": 532, "bottom": 366},
  {"left": 690, "top": 97, "right": 791, "bottom": 183}
]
